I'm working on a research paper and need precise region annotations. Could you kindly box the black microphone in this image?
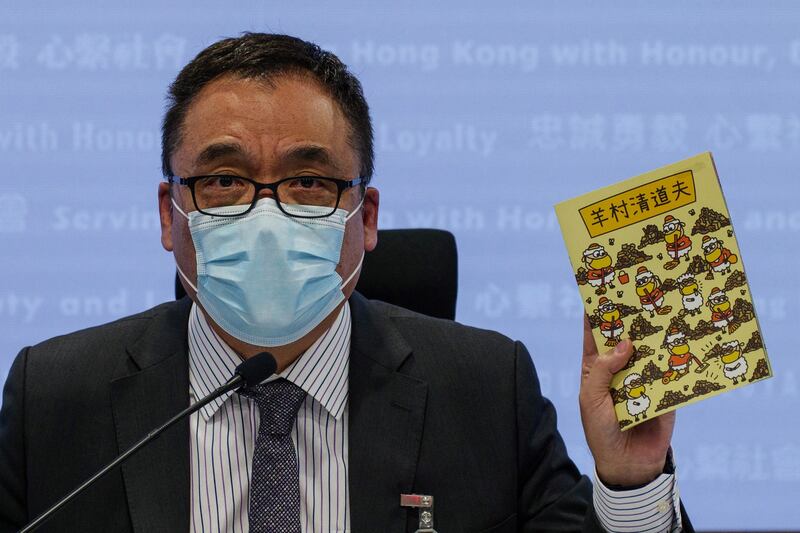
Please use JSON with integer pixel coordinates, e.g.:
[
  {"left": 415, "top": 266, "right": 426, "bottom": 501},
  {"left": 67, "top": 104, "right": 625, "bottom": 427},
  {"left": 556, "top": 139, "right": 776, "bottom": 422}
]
[{"left": 19, "top": 352, "right": 277, "bottom": 533}]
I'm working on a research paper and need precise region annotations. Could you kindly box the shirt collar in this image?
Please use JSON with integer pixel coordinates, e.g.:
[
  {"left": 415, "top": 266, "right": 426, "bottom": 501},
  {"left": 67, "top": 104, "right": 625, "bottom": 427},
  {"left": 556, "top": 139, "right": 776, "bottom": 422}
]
[{"left": 188, "top": 303, "right": 351, "bottom": 422}]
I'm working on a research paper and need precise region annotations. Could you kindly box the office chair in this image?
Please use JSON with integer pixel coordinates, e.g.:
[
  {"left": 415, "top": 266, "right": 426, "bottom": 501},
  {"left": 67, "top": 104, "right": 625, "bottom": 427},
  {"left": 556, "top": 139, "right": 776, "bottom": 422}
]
[{"left": 175, "top": 228, "right": 458, "bottom": 320}]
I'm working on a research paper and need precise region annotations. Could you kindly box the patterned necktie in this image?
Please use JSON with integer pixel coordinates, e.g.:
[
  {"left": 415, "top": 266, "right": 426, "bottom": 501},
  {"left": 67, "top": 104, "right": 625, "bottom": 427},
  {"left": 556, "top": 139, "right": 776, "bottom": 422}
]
[{"left": 239, "top": 378, "right": 307, "bottom": 533}]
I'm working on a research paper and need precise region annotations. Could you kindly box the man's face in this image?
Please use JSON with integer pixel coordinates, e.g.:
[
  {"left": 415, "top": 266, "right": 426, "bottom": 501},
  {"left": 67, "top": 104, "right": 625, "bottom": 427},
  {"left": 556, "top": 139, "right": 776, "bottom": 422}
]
[{"left": 158, "top": 74, "right": 379, "bottom": 314}]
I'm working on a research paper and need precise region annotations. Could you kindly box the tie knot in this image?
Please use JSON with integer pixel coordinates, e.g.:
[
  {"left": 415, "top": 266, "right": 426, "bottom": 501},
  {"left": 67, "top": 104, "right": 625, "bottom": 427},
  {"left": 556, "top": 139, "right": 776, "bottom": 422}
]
[{"left": 239, "top": 378, "right": 307, "bottom": 435}]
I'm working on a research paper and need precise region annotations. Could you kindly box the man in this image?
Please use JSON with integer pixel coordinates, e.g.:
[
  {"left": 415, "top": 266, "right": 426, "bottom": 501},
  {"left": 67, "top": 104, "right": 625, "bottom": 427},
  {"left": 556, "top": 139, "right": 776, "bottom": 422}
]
[{"left": 0, "top": 34, "right": 691, "bottom": 532}]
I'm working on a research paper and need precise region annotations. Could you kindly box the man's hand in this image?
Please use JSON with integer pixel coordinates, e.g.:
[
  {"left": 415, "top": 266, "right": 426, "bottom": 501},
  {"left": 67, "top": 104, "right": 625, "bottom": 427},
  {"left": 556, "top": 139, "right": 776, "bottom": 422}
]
[{"left": 579, "top": 315, "right": 675, "bottom": 486}]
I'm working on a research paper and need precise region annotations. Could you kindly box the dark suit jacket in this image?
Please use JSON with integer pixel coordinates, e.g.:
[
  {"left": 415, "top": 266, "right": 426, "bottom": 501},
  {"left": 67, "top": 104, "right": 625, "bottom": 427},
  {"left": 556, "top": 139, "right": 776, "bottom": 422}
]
[{"left": 0, "top": 293, "right": 692, "bottom": 532}]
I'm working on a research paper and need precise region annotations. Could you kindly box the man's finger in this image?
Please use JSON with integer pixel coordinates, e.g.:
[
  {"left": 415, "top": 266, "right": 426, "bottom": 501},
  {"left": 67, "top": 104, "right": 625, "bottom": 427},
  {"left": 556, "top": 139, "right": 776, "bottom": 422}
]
[
  {"left": 582, "top": 314, "right": 599, "bottom": 360},
  {"left": 581, "top": 314, "right": 600, "bottom": 384},
  {"left": 583, "top": 339, "right": 635, "bottom": 398}
]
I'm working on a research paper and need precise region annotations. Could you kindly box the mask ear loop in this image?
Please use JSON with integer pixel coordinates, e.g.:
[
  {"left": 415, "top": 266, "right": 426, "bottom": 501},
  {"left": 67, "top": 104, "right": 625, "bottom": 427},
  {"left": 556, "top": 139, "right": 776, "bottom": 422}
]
[
  {"left": 171, "top": 197, "right": 190, "bottom": 220},
  {"left": 170, "top": 197, "right": 198, "bottom": 293},
  {"left": 344, "top": 195, "right": 365, "bottom": 223},
  {"left": 341, "top": 195, "right": 366, "bottom": 288},
  {"left": 341, "top": 251, "right": 365, "bottom": 289},
  {"left": 176, "top": 263, "right": 198, "bottom": 293}
]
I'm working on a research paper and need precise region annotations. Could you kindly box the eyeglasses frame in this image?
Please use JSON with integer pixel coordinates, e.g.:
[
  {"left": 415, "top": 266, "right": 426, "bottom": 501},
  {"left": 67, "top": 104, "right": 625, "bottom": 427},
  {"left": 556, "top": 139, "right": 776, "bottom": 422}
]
[{"left": 167, "top": 174, "right": 365, "bottom": 218}]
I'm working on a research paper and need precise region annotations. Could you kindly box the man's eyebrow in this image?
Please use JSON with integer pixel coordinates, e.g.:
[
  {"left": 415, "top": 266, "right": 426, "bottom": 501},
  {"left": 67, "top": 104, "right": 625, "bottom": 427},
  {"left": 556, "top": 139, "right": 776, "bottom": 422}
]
[
  {"left": 194, "top": 142, "right": 250, "bottom": 169},
  {"left": 282, "top": 145, "right": 343, "bottom": 174},
  {"left": 193, "top": 142, "right": 346, "bottom": 175}
]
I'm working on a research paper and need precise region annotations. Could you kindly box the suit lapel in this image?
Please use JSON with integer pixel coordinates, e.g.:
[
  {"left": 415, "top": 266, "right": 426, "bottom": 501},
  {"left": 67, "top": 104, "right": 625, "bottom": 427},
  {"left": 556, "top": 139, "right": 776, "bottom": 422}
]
[
  {"left": 348, "top": 293, "right": 428, "bottom": 533},
  {"left": 110, "top": 298, "right": 192, "bottom": 533}
]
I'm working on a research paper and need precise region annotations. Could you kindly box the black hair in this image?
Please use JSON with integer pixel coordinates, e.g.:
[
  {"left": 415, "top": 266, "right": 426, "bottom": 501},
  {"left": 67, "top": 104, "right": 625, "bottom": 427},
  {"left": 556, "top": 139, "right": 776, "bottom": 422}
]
[{"left": 161, "top": 33, "right": 373, "bottom": 183}]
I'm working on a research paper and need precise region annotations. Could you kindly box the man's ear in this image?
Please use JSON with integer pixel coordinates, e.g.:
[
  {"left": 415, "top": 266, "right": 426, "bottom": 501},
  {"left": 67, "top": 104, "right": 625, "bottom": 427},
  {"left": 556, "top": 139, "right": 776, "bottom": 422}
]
[
  {"left": 362, "top": 187, "right": 380, "bottom": 252},
  {"left": 158, "top": 182, "right": 174, "bottom": 251}
]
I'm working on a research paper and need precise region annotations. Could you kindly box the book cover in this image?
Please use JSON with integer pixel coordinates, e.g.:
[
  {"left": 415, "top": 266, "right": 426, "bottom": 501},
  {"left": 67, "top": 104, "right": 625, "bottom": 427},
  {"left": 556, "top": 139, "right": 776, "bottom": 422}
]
[{"left": 555, "top": 152, "right": 772, "bottom": 431}]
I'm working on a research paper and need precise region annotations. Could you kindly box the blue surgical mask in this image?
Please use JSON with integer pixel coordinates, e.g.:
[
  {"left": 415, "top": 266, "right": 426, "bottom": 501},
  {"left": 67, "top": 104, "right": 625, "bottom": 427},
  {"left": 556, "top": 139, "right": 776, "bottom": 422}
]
[{"left": 173, "top": 196, "right": 364, "bottom": 347}]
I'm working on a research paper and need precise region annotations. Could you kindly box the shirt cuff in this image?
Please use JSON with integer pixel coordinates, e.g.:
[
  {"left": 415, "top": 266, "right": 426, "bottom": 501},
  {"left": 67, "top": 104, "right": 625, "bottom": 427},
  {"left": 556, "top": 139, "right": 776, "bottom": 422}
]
[{"left": 592, "top": 465, "right": 682, "bottom": 533}]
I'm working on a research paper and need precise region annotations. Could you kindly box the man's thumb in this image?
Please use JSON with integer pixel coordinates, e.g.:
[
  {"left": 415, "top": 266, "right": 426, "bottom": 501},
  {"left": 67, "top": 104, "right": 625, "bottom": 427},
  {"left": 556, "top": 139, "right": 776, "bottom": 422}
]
[{"left": 585, "top": 339, "right": 634, "bottom": 395}]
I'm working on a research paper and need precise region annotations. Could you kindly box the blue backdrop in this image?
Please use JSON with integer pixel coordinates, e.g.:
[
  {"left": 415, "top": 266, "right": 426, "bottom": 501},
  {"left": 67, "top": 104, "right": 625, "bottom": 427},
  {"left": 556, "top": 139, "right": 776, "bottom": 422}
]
[{"left": 2, "top": 2, "right": 798, "bottom": 529}]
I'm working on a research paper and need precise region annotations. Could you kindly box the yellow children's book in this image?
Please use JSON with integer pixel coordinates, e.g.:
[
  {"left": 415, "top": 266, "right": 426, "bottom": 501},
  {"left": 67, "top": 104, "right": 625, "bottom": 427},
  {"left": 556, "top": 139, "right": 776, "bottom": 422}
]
[{"left": 555, "top": 152, "right": 772, "bottom": 431}]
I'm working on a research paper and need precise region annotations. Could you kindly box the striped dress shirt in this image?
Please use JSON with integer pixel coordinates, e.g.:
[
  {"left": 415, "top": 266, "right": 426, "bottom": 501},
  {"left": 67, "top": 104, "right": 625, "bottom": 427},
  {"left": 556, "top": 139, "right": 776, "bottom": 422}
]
[
  {"left": 187, "top": 301, "right": 680, "bottom": 532},
  {"left": 188, "top": 303, "right": 350, "bottom": 533},
  {"left": 593, "top": 469, "right": 681, "bottom": 532}
]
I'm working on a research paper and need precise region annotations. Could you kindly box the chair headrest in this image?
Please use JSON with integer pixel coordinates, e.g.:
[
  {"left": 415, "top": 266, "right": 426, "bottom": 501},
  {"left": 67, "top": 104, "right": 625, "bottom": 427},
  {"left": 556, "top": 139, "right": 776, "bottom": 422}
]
[{"left": 355, "top": 228, "right": 457, "bottom": 320}]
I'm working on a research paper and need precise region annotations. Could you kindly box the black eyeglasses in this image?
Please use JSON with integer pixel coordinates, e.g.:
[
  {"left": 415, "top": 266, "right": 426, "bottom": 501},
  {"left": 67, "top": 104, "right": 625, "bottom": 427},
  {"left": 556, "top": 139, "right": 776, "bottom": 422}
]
[{"left": 167, "top": 175, "right": 364, "bottom": 218}]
